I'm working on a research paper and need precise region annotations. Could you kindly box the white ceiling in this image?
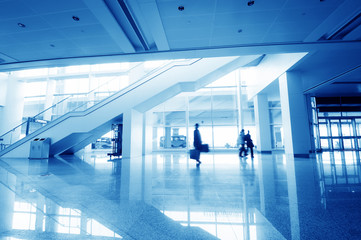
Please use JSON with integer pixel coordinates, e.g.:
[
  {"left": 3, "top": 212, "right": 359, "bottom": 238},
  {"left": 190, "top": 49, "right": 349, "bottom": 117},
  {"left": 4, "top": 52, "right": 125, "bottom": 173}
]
[{"left": 0, "top": 0, "right": 361, "bottom": 96}]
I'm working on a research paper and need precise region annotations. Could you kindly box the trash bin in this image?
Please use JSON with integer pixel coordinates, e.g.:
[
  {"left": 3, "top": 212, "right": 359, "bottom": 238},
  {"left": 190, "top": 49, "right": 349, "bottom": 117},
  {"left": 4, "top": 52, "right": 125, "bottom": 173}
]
[{"left": 29, "top": 138, "right": 51, "bottom": 159}]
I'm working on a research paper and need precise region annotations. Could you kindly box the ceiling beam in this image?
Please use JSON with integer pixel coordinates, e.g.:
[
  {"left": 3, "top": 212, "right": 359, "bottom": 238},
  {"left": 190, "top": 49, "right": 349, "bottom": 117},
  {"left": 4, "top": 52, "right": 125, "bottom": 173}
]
[
  {"left": 82, "top": 0, "right": 135, "bottom": 53},
  {"left": 0, "top": 40, "right": 361, "bottom": 71}
]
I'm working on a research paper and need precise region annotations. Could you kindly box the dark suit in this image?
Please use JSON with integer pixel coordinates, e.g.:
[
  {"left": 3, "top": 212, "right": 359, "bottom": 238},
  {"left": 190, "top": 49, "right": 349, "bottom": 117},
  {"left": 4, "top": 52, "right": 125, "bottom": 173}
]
[{"left": 193, "top": 129, "right": 202, "bottom": 161}]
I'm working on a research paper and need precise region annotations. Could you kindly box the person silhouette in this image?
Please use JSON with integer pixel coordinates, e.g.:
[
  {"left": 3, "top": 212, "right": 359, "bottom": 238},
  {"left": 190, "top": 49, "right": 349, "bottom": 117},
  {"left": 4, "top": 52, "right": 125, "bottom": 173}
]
[
  {"left": 237, "top": 129, "right": 247, "bottom": 157},
  {"left": 193, "top": 123, "right": 202, "bottom": 164},
  {"left": 245, "top": 130, "right": 254, "bottom": 158}
]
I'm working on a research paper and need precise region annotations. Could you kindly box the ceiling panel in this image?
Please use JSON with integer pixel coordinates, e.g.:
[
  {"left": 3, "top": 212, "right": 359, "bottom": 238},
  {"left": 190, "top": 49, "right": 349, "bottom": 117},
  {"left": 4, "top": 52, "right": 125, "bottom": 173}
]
[
  {"left": 283, "top": 0, "right": 345, "bottom": 9},
  {"left": 215, "top": 0, "right": 287, "bottom": 13},
  {"left": 0, "top": 34, "right": 22, "bottom": 46},
  {"left": 213, "top": 11, "right": 280, "bottom": 26},
  {"left": 277, "top": 7, "right": 335, "bottom": 23},
  {"left": 161, "top": 15, "right": 213, "bottom": 30},
  {"left": 23, "top": 0, "right": 88, "bottom": 14},
  {"left": 57, "top": 24, "right": 110, "bottom": 39},
  {"left": 157, "top": 0, "right": 217, "bottom": 18},
  {"left": 268, "top": 21, "right": 320, "bottom": 35},
  {"left": 211, "top": 34, "right": 265, "bottom": 46},
  {"left": 42, "top": 10, "right": 99, "bottom": 28},
  {"left": 0, "top": 16, "right": 51, "bottom": 35},
  {"left": 73, "top": 36, "right": 121, "bottom": 50},
  {"left": 264, "top": 32, "right": 310, "bottom": 43},
  {"left": 165, "top": 27, "right": 212, "bottom": 41},
  {"left": 0, "top": 0, "right": 36, "bottom": 19},
  {"left": 212, "top": 24, "right": 271, "bottom": 37},
  {"left": 10, "top": 29, "right": 66, "bottom": 43}
]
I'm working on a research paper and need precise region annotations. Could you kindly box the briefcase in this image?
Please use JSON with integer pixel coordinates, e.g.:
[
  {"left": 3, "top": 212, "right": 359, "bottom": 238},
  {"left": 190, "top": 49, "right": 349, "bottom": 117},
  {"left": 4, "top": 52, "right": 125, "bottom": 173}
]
[{"left": 190, "top": 149, "right": 200, "bottom": 159}]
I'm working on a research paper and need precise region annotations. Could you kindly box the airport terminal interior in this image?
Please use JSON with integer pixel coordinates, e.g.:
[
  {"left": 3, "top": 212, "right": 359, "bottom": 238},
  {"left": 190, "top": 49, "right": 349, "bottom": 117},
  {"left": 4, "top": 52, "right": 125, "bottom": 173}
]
[{"left": 1, "top": 0, "right": 361, "bottom": 239}]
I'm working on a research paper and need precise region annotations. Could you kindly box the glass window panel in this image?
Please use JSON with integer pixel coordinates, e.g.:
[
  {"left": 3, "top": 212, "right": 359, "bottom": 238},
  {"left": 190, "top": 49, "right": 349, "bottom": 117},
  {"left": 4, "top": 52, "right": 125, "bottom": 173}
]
[
  {"left": 356, "top": 119, "right": 361, "bottom": 136},
  {"left": 332, "top": 139, "right": 341, "bottom": 149},
  {"left": 320, "top": 139, "right": 329, "bottom": 149},
  {"left": 153, "top": 112, "right": 164, "bottom": 126},
  {"left": 330, "top": 121, "right": 339, "bottom": 137},
  {"left": 269, "top": 109, "right": 282, "bottom": 124},
  {"left": 341, "top": 120, "right": 353, "bottom": 136},
  {"left": 343, "top": 139, "right": 354, "bottom": 149},
  {"left": 213, "top": 126, "right": 238, "bottom": 148},
  {"left": 24, "top": 82, "right": 47, "bottom": 97},
  {"left": 64, "top": 65, "right": 90, "bottom": 74},
  {"left": 12, "top": 213, "right": 36, "bottom": 230},
  {"left": 212, "top": 90, "right": 237, "bottom": 114},
  {"left": 319, "top": 124, "right": 328, "bottom": 137},
  {"left": 327, "top": 112, "right": 342, "bottom": 117},
  {"left": 164, "top": 111, "right": 186, "bottom": 126},
  {"left": 16, "top": 68, "right": 48, "bottom": 77},
  {"left": 212, "top": 109, "right": 238, "bottom": 126}
]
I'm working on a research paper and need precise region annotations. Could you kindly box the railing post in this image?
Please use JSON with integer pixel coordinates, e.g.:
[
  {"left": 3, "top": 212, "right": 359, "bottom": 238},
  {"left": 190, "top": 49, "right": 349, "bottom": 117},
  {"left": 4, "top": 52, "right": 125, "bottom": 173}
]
[{"left": 26, "top": 117, "right": 32, "bottom": 136}]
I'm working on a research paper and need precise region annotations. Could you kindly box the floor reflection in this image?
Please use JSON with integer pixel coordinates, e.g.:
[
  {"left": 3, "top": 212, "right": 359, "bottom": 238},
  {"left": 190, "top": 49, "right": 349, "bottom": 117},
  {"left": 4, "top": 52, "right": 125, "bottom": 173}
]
[
  {"left": 0, "top": 163, "right": 122, "bottom": 239},
  {"left": 1, "top": 150, "right": 361, "bottom": 239}
]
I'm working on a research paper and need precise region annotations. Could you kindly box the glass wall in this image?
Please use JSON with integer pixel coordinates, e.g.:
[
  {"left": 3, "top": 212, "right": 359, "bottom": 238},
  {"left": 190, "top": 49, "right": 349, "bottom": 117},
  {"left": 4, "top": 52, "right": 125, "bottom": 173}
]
[
  {"left": 150, "top": 70, "right": 256, "bottom": 151},
  {"left": 312, "top": 97, "right": 361, "bottom": 151}
]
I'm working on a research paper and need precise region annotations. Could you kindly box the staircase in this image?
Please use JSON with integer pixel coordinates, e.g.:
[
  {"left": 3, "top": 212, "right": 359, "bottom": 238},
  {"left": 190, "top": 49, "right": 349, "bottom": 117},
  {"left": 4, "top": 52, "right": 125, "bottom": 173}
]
[{"left": 0, "top": 55, "right": 261, "bottom": 158}]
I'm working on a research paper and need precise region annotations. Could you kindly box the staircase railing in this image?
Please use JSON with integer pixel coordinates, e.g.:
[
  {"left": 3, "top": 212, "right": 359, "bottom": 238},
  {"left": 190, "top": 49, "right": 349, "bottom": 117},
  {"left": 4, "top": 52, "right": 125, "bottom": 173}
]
[{"left": 0, "top": 59, "right": 199, "bottom": 152}]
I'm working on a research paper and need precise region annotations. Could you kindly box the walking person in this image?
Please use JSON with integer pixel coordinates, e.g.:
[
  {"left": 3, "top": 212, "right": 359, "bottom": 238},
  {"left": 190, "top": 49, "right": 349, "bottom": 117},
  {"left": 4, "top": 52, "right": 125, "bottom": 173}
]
[
  {"left": 237, "top": 129, "right": 247, "bottom": 157},
  {"left": 193, "top": 123, "right": 202, "bottom": 164},
  {"left": 245, "top": 130, "right": 254, "bottom": 158}
]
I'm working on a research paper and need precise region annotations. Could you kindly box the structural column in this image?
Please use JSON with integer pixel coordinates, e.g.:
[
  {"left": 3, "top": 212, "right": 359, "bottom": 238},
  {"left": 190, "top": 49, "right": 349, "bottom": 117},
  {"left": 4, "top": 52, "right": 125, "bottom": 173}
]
[
  {"left": 254, "top": 94, "right": 272, "bottom": 152},
  {"left": 279, "top": 72, "right": 311, "bottom": 157},
  {"left": 43, "top": 78, "right": 55, "bottom": 121},
  {"left": 0, "top": 76, "right": 25, "bottom": 142},
  {"left": 122, "top": 108, "right": 144, "bottom": 159}
]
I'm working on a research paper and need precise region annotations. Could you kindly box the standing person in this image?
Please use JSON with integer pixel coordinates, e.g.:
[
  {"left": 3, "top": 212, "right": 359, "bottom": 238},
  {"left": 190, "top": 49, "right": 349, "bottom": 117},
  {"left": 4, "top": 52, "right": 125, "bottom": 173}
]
[
  {"left": 237, "top": 129, "right": 247, "bottom": 157},
  {"left": 245, "top": 131, "right": 254, "bottom": 158},
  {"left": 193, "top": 123, "right": 202, "bottom": 164}
]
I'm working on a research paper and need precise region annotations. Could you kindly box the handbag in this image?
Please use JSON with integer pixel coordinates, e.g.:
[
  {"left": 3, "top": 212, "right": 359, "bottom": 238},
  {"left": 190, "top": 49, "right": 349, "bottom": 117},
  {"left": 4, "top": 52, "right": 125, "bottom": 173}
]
[
  {"left": 200, "top": 144, "right": 209, "bottom": 152},
  {"left": 190, "top": 149, "right": 200, "bottom": 159}
]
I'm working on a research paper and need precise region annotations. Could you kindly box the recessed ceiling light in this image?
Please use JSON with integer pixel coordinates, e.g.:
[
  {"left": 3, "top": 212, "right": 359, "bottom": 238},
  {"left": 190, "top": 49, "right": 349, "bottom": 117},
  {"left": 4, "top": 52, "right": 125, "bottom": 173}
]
[
  {"left": 72, "top": 16, "right": 80, "bottom": 21},
  {"left": 247, "top": 1, "right": 255, "bottom": 6},
  {"left": 17, "top": 23, "right": 26, "bottom": 28},
  {"left": 178, "top": 6, "right": 185, "bottom": 11}
]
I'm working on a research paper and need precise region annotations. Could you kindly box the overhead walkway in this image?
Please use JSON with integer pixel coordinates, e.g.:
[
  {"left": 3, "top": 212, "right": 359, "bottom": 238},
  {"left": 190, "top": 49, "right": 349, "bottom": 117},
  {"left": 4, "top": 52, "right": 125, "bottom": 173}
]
[{"left": 0, "top": 55, "right": 261, "bottom": 158}]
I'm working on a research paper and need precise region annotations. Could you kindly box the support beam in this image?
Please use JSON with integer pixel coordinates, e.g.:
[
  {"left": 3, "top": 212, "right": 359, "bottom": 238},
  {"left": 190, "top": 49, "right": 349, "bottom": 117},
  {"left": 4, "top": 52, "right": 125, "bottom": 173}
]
[
  {"left": 254, "top": 94, "right": 272, "bottom": 152},
  {"left": 279, "top": 72, "right": 311, "bottom": 157}
]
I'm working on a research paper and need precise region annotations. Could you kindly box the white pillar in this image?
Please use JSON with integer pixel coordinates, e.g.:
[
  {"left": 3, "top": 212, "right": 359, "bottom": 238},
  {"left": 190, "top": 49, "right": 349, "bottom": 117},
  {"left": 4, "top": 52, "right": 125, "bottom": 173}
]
[
  {"left": 279, "top": 72, "right": 311, "bottom": 157},
  {"left": 122, "top": 108, "right": 143, "bottom": 159},
  {"left": 0, "top": 76, "right": 25, "bottom": 143},
  {"left": 43, "top": 78, "right": 55, "bottom": 121},
  {"left": 254, "top": 94, "right": 272, "bottom": 152},
  {"left": 143, "top": 111, "right": 153, "bottom": 154}
]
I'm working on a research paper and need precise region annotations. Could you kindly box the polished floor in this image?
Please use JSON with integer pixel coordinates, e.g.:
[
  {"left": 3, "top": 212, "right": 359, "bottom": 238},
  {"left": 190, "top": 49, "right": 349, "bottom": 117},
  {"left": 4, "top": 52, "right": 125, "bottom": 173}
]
[{"left": 0, "top": 150, "right": 361, "bottom": 239}]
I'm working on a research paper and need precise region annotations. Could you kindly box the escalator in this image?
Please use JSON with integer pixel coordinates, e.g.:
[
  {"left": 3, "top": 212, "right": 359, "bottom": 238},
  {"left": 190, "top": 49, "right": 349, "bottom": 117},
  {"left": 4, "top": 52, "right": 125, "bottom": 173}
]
[{"left": 0, "top": 55, "right": 261, "bottom": 158}]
